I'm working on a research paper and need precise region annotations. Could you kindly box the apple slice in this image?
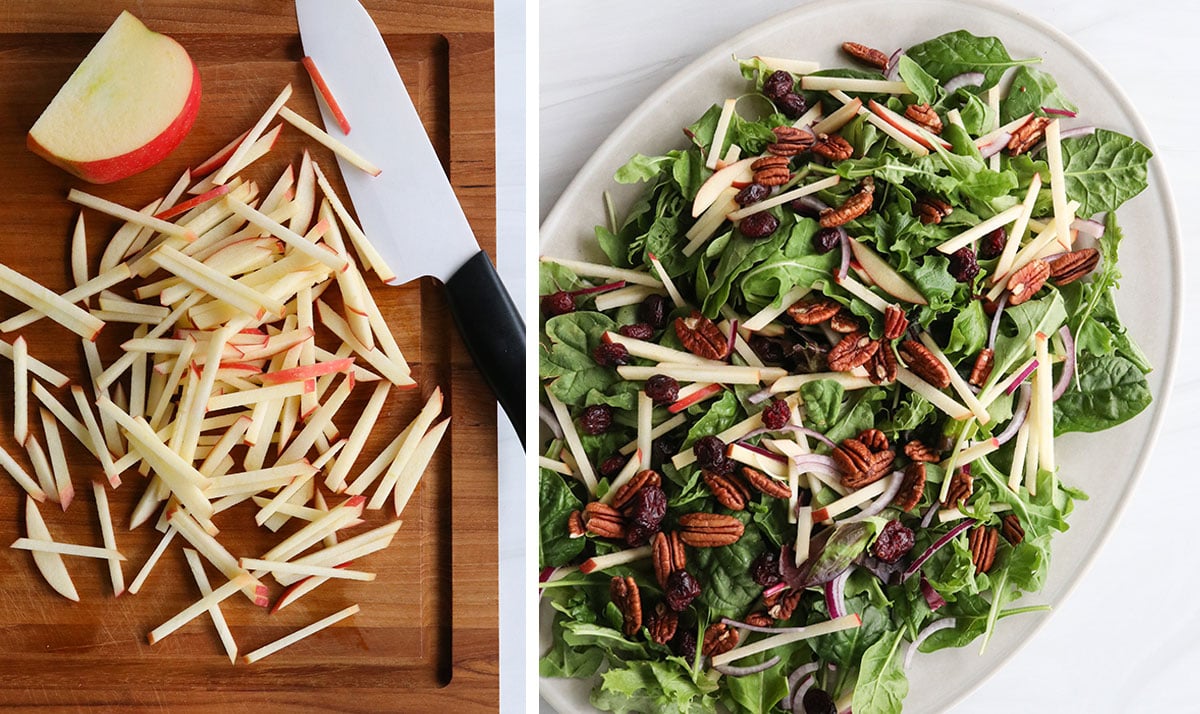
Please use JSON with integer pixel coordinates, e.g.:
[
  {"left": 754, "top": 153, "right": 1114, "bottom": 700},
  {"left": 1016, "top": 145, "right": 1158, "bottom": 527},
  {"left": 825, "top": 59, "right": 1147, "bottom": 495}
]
[
  {"left": 866, "top": 100, "right": 952, "bottom": 151},
  {"left": 845, "top": 239, "right": 927, "bottom": 305},
  {"left": 691, "top": 157, "right": 756, "bottom": 217},
  {"left": 24, "top": 497, "right": 78, "bottom": 601},
  {"left": 27, "top": 11, "right": 200, "bottom": 184}
]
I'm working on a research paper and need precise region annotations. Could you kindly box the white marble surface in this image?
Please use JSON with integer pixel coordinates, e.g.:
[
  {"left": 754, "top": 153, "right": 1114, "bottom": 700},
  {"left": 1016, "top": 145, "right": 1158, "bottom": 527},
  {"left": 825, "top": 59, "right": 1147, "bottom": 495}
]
[{"left": 539, "top": 0, "right": 1196, "bottom": 711}]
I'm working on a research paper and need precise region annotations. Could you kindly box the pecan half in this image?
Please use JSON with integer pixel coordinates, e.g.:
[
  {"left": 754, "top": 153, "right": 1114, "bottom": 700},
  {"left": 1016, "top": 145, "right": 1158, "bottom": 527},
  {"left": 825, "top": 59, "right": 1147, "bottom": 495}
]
[
  {"left": 812, "top": 133, "right": 854, "bottom": 162},
  {"left": 787, "top": 296, "right": 841, "bottom": 325},
  {"left": 828, "top": 331, "right": 880, "bottom": 372},
  {"left": 652, "top": 531, "right": 687, "bottom": 588},
  {"left": 675, "top": 311, "right": 728, "bottom": 360},
  {"left": 894, "top": 462, "right": 926, "bottom": 512},
  {"left": 841, "top": 41, "right": 889, "bottom": 69},
  {"left": 678, "top": 512, "right": 745, "bottom": 547},
  {"left": 968, "top": 526, "right": 999, "bottom": 574},
  {"left": 882, "top": 305, "right": 909, "bottom": 340},
  {"left": 702, "top": 622, "right": 739, "bottom": 656},
  {"left": 567, "top": 510, "right": 586, "bottom": 538},
  {"left": 645, "top": 602, "right": 679, "bottom": 644},
  {"left": 583, "top": 501, "right": 626, "bottom": 539},
  {"left": 768, "top": 588, "right": 803, "bottom": 621},
  {"left": 1006, "top": 259, "right": 1050, "bottom": 306},
  {"left": 858, "top": 428, "right": 888, "bottom": 452},
  {"left": 744, "top": 611, "right": 774, "bottom": 628},
  {"left": 751, "top": 155, "right": 791, "bottom": 186},
  {"left": 1006, "top": 116, "right": 1052, "bottom": 156},
  {"left": 897, "top": 339, "right": 950, "bottom": 388},
  {"left": 905, "top": 103, "right": 943, "bottom": 134},
  {"left": 943, "top": 468, "right": 973, "bottom": 508},
  {"left": 767, "top": 125, "right": 815, "bottom": 156},
  {"left": 969, "top": 348, "right": 995, "bottom": 387},
  {"left": 1047, "top": 248, "right": 1100, "bottom": 286},
  {"left": 703, "top": 469, "right": 751, "bottom": 511},
  {"left": 832, "top": 436, "right": 895, "bottom": 489},
  {"left": 819, "top": 178, "right": 874, "bottom": 227},
  {"left": 741, "top": 465, "right": 792, "bottom": 499},
  {"left": 611, "top": 469, "right": 662, "bottom": 510},
  {"left": 866, "top": 341, "right": 897, "bottom": 385},
  {"left": 610, "top": 576, "right": 642, "bottom": 636},
  {"left": 904, "top": 439, "right": 940, "bottom": 463},
  {"left": 829, "top": 308, "right": 864, "bottom": 334},
  {"left": 914, "top": 195, "right": 953, "bottom": 225},
  {"left": 1001, "top": 514, "right": 1025, "bottom": 546}
]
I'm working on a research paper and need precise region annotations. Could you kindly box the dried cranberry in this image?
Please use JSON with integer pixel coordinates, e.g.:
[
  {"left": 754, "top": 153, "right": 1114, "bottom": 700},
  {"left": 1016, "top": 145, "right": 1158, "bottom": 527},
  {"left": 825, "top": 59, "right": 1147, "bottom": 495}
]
[
  {"left": 598, "top": 454, "right": 628, "bottom": 478},
  {"left": 645, "top": 374, "right": 680, "bottom": 405},
  {"left": 664, "top": 569, "right": 702, "bottom": 612},
  {"left": 618, "top": 322, "right": 655, "bottom": 340},
  {"left": 673, "top": 629, "right": 698, "bottom": 661},
  {"left": 749, "top": 335, "right": 785, "bottom": 363},
  {"left": 738, "top": 212, "right": 780, "bottom": 240},
  {"left": 735, "top": 183, "right": 770, "bottom": 206},
  {"left": 872, "top": 519, "right": 916, "bottom": 563},
  {"left": 762, "top": 70, "right": 794, "bottom": 101},
  {"left": 541, "top": 290, "right": 575, "bottom": 317},
  {"left": 693, "top": 435, "right": 727, "bottom": 471},
  {"left": 979, "top": 227, "right": 1007, "bottom": 260},
  {"left": 948, "top": 247, "right": 980, "bottom": 282},
  {"left": 625, "top": 523, "right": 655, "bottom": 547},
  {"left": 749, "top": 551, "right": 781, "bottom": 587},
  {"left": 761, "top": 399, "right": 791, "bottom": 430},
  {"left": 593, "top": 342, "right": 630, "bottom": 367},
  {"left": 653, "top": 435, "right": 681, "bottom": 460},
  {"left": 812, "top": 227, "right": 841, "bottom": 254},
  {"left": 777, "top": 92, "right": 808, "bottom": 119},
  {"left": 802, "top": 687, "right": 838, "bottom": 714},
  {"left": 627, "top": 484, "right": 667, "bottom": 530},
  {"left": 579, "top": 405, "right": 613, "bottom": 435},
  {"left": 638, "top": 294, "right": 669, "bottom": 329}
]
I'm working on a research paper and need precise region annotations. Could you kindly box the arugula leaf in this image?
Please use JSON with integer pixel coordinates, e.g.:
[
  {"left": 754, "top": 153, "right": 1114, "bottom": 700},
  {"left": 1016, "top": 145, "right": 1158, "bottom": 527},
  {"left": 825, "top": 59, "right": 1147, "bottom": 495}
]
[
  {"left": 905, "top": 30, "right": 1038, "bottom": 90},
  {"left": 991, "top": 292, "right": 1066, "bottom": 380},
  {"left": 1060, "top": 129, "right": 1153, "bottom": 216},
  {"left": 592, "top": 658, "right": 721, "bottom": 714},
  {"left": 1053, "top": 352, "right": 1151, "bottom": 433},
  {"left": 945, "top": 299, "right": 990, "bottom": 360},
  {"left": 1000, "top": 66, "right": 1077, "bottom": 123},
  {"left": 800, "top": 380, "right": 844, "bottom": 432},
  {"left": 852, "top": 630, "right": 909, "bottom": 714},
  {"left": 737, "top": 218, "right": 835, "bottom": 311},
  {"left": 616, "top": 153, "right": 675, "bottom": 184},
  {"left": 539, "top": 469, "right": 586, "bottom": 568},
  {"left": 897, "top": 55, "right": 940, "bottom": 105},
  {"left": 700, "top": 217, "right": 794, "bottom": 317}
]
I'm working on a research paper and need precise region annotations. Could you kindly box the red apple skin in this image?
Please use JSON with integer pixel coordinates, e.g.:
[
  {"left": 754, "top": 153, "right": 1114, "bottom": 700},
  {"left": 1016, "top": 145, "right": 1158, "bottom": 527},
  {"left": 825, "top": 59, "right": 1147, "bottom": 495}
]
[{"left": 27, "top": 60, "right": 202, "bottom": 185}]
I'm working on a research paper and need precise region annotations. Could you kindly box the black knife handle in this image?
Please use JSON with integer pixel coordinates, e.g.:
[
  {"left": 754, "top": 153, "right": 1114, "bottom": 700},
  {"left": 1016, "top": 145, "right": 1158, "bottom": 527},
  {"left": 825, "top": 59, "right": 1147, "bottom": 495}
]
[{"left": 444, "top": 250, "right": 525, "bottom": 446}]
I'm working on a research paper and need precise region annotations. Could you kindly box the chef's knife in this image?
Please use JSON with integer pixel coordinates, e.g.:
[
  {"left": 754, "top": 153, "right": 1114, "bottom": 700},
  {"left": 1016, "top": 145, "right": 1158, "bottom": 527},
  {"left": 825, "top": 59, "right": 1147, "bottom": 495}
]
[{"left": 295, "top": 0, "right": 524, "bottom": 445}]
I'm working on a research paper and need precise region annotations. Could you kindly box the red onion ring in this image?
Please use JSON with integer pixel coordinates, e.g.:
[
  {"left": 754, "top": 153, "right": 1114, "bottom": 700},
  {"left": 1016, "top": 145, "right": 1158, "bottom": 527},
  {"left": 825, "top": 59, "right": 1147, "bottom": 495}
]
[
  {"left": 567, "top": 280, "right": 626, "bottom": 296},
  {"left": 739, "top": 425, "right": 838, "bottom": 449},
  {"left": 919, "top": 502, "right": 939, "bottom": 529},
  {"left": 1071, "top": 217, "right": 1106, "bottom": 239},
  {"left": 1041, "top": 106, "right": 1077, "bottom": 118},
  {"left": 1029, "top": 125, "right": 1094, "bottom": 154},
  {"left": 735, "top": 441, "right": 788, "bottom": 463},
  {"left": 784, "top": 426, "right": 839, "bottom": 450},
  {"left": 995, "top": 383, "right": 1031, "bottom": 446},
  {"left": 884, "top": 48, "right": 904, "bottom": 81},
  {"left": 836, "top": 228, "right": 851, "bottom": 282},
  {"left": 919, "top": 575, "right": 946, "bottom": 611},
  {"left": 904, "top": 618, "right": 957, "bottom": 669},
  {"left": 714, "top": 655, "right": 781, "bottom": 677},
  {"left": 943, "top": 71, "right": 985, "bottom": 94},
  {"left": 787, "top": 664, "right": 821, "bottom": 714},
  {"left": 1052, "top": 325, "right": 1076, "bottom": 401},
  {"left": 792, "top": 195, "right": 830, "bottom": 214},
  {"left": 791, "top": 453, "right": 843, "bottom": 479},
  {"left": 842, "top": 471, "right": 903, "bottom": 522},
  {"left": 901, "top": 520, "right": 976, "bottom": 583},
  {"left": 540, "top": 403, "right": 563, "bottom": 439},
  {"left": 824, "top": 567, "right": 851, "bottom": 618},
  {"left": 763, "top": 582, "right": 790, "bottom": 600},
  {"left": 1004, "top": 359, "right": 1039, "bottom": 395},
  {"left": 987, "top": 294, "right": 1008, "bottom": 351},
  {"left": 747, "top": 388, "right": 774, "bottom": 405},
  {"left": 978, "top": 132, "right": 1011, "bottom": 158},
  {"left": 718, "top": 616, "right": 839, "bottom": 636}
]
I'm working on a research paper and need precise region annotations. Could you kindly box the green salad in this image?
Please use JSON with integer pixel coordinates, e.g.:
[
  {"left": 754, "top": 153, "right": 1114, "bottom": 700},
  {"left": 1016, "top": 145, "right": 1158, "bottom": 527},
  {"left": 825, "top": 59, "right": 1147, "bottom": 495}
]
[{"left": 539, "top": 30, "right": 1153, "bottom": 714}]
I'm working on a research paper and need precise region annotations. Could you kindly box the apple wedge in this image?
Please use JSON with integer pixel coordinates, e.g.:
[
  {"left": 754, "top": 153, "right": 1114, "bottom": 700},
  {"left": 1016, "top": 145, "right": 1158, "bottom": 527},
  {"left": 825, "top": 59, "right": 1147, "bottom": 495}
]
[
  {"left": 27, "top": 11, "right": 201, "bottom": 184},
  {"left": 24, "top": 497, "right": 78, "bottom": 601},
  {"left": 691, "top": 157, "right": 757, "bottom": 217},
  {"left": 845, "top": 239, "right": 928, "bottom": 305}
]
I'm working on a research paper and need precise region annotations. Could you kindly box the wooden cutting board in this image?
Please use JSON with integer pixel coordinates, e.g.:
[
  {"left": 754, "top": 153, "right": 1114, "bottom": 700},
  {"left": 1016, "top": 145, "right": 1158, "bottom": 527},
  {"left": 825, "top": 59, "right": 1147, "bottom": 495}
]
[{"left": 0, "top": 1, "right": 498, "bottom": 710}]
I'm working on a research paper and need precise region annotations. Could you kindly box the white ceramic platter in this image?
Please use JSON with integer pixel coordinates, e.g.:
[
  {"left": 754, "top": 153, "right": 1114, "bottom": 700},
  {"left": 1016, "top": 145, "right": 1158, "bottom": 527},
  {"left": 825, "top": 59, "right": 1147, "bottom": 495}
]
[{"left": 539, "top": 0, "right": 1180, "bottom": 710}]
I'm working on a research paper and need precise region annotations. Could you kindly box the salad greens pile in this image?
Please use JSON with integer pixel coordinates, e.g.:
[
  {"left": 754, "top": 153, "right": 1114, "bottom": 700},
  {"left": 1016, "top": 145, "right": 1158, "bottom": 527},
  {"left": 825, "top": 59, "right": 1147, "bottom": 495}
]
[{"left": 540, "top": 30, "right": 1152, "bottom": 714}]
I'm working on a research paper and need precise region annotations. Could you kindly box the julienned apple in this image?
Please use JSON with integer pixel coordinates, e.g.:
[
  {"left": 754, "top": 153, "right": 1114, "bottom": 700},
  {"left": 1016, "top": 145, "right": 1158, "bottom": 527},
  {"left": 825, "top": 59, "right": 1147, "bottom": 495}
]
[{"left": 27, "top": 11, "right": 200, "bottom": 184}]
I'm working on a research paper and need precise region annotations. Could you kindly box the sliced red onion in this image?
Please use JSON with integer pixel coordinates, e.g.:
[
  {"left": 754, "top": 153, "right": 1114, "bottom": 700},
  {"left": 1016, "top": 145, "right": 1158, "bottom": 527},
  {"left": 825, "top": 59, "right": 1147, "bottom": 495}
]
[
  {"left": 987, "top": 294, "right": 1008, "bottom": 351},
  {"left": 995, "top": 383, "right": 1031, "bottom": 446},
  {"left": 836, "top": 228, "right": 851, "bottom": 282},
  {"left": 791, "top": 453, "right": 843, "bottom": 479},
  {"left": 978, "top": 132, "right": 1011, "bottom": 159},
  {"left": 747, "top": 388, "right": 774, "bottom": 405},
  {"left": 919, "top": 575, "right": 946, "bottom": 611},
  {"left": 1071, "top": 217, "right": 1106, "bottom": 239},
  {"left": 568, "top": 280, "right": 626, "bottom": 296},
  {"left": 540, "top": 403, "right": 563, "bottom": 439},
  {"left": 1041, "top": 106, "right": 1077, "bottom": 118},
  {"left": 763, "top": 581, "right": 790, "bottom": 600},
  {"left": 714, "top": 655, "right": 781, "bottom": 677},
  {"left": 943, "top": 72, "right": 985, "bottom": 94},
  {"left": 842, "top": 471, "right": 903, "bottom": 523},
  {"left": 739, "top": 424, "right": 838, "bottom": 449},
  {"left": 1004, "top": 359, "right": 1039, "bottom": 395},
  {"left": 1029, "top": 125, "right": 1094, "bottom": 154},
  {"left": 1052, "top": 325, "right": 1076, "bottom": 401},
  {"left": 784, "top": 426, "right": 839, "bottom": 450},
  {"left": 735, "top": 441, "right": 788, "bottom": 463},
  {"left": 792, "top": 195, "right": 830, "bottom": 214},
  {"left": 718, "top": 616, "right": 836, "bottom": 636},
  {"left": 901, "top": 519, "right": 976, "bottom": 582},
  {"left": 824, "top": 567, "right": 851, "bottom": 618},
  {"left": 904, "top": 618, "right": 957, "bottom": 669},
  {"left": 788, "top": 665, "right": 821, "bottom": 714},
  {"left": 919, "top": 502, "right": 939, "bottom": 529},
  {"left": 539, "top": 566, "right": 557, "bottom": 583},
  {"left": 884, "top": 48, "right": 904, "bottom": 81},
  {"left": 724, "top": 319, "right": 739, "bottom": 361}
]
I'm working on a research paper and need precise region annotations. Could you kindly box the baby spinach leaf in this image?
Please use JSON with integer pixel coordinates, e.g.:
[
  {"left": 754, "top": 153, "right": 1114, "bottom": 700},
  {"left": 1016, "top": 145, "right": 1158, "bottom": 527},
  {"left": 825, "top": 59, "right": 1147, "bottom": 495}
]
[
  {"left": 692, "top": 516, "right": 765, "bottom": 619},
  {"left": 800, "top": 379, "right": 845, "bottom": 432},
  {"left": 825, "top": 388, "right": 887, "bottom": 443},
  {"left": 1060, "top": 129, "right": 1152, "bottom": 216},
  {"left": 945, "top": 299, "right": 989, "bottom": 360},
  {"left": 1000, "top": 66, "right": 1077, "bottom": 123},
  {"left": 1053, "top": 352, "right": 1151, "bottom": 433},
  {"left": 539, "top": 469, "right": 585, "bottom": 568},
  {"left": 540, "top": 312, "right": 619, "bottom": 406},
  {"left": 722, "top": 655, "right": 790, "bottom": 714},
  {"left": 897, "top": 55, "right": 940, "bottom": 105},
  {"left": 906, "top": 30, "right": 1038, "bottom": 90},
  {"left": 681, "top": 391, "right": 740, "bottom": 450},
  {"left": 852, "top": 630, "right": 909, "bottom": 714}
]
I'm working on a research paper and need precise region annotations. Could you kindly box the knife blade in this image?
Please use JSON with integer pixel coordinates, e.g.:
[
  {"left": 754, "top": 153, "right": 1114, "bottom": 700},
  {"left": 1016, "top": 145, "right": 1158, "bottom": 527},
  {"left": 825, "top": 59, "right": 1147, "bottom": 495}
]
[{"left": 296, "top": 0, "right": 524, "bottom": 444}]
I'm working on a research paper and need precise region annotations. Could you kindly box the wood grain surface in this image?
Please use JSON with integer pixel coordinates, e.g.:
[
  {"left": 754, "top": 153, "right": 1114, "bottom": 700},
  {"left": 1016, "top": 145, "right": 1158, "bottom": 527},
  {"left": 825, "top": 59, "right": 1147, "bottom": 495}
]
[{"left": 0, "top": 1, "right": 498, "bottom": 711}]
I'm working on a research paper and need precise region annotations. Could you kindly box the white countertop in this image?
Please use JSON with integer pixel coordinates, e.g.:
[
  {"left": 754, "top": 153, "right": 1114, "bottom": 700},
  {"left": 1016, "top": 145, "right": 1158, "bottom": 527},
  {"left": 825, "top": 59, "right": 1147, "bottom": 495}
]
[{"left": 539, "top": 0, "right": 1196, "bottom": 711}]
